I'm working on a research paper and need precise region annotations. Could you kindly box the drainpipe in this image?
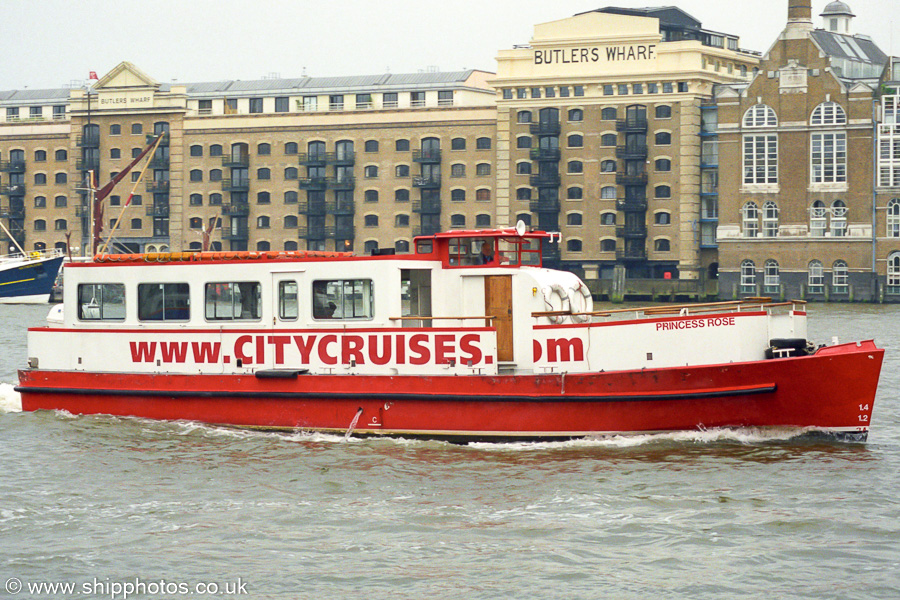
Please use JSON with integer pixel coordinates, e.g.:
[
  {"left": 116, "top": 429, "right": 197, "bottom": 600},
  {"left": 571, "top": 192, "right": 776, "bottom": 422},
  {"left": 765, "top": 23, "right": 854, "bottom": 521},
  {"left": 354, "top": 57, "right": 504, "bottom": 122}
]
[{"left": 872, "top": 99, "right": 878, "bottom": 296}]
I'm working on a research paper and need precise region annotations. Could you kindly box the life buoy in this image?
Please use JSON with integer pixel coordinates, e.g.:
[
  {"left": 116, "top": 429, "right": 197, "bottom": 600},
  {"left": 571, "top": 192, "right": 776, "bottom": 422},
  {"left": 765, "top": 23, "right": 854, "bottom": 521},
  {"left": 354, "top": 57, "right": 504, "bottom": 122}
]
[
  {"left": 542, "top": 284, "right": 570, "bottom": 324},
  {"left": 568, "top": 281, "right": 593, "bottom": 323}
]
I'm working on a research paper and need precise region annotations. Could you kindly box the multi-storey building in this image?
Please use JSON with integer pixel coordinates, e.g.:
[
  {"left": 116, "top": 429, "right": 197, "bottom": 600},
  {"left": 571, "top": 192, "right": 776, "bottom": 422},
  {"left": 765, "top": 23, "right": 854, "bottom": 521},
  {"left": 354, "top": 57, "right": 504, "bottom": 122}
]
[
  {"left": 0, "top": 7, "right": 770, "bottom": 300},
  {"left": 716, "top": 0, "right": 900, "bottom": 301}
]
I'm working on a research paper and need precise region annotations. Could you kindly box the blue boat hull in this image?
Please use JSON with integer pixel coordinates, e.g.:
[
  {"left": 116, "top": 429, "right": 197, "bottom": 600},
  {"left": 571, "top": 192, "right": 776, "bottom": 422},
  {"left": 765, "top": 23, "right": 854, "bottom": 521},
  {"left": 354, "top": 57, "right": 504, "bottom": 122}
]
[{"left": 0, "top": 256, "right": 64, "bottom": 303}]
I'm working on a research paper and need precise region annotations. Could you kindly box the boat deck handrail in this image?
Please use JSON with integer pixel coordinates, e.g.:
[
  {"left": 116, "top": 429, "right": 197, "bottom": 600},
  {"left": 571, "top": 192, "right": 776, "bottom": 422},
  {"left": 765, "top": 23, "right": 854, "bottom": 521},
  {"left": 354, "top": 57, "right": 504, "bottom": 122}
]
[
  {"left": 390, "top": 315, "right": 496, "bottom": 322},
  {"left": 0, "top": 248, "right": 65, "bottom": 262},
  {"left": 532, "top": 298, "right": 807, "bottom": 321}
]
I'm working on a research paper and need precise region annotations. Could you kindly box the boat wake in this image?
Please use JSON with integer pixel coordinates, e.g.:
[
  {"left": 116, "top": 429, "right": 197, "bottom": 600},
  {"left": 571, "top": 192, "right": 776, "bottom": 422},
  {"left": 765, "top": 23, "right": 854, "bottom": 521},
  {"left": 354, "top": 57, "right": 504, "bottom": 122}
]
[{"left": 0, "top": 383, "right": 21, "bottom": 413}]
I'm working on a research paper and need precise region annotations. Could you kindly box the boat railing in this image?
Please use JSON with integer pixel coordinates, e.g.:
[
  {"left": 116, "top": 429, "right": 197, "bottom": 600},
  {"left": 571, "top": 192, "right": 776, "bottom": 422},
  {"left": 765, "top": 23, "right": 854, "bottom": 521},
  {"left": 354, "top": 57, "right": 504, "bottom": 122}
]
[
  {"left": 532, "top": 298, "right": 807, "bottom": 322},
  {"left": 0, "top": 247, "right": 65, "bottom": 263},
  {"left": 390, "top": 316, "right": 497, "bottom": 322}
]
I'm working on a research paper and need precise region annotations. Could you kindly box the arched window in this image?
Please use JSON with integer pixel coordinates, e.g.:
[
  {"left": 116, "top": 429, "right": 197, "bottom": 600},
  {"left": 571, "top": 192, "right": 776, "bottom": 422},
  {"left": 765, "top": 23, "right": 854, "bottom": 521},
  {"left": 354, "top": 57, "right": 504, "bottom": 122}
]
[
  {"left": 516, "top": 213, "right": 532, "bottom": 226},
  {"left": 764, "top": 259, "right": 780, "bottom": 292},
  {"left": 256, "top": 216, "right": 270, "bottom": 229},
  {"left": 284, "top": 167, "right": 298, "bottom": 180},
  {"left": 888, "top": 199, "right": 900, "bottom": 238},
  {"left": 567, "top": 213, "right": 582, "bottom": 226},
  {"left": 888, "top": 252, "right": 900, "bottom": 288},
  {"left": 209, "top": 169, "right": 223, "bottom": 181},
  {"left": 209, "top": 144, "right": 223, "bottom": 157},
  {"left": 451, "top": 137, "right": 466, "bottom": 150},
  {"left": 476, "top": 163, "right": 491, "bottom": 176},
  {"left": 601, "top": 186, "right": 616, "bottom": 199},
  {"left": 54, "top": 172, "right": 67, "bottom": 184},
  {"left": 601, "top": 160, "right": 616, "bottom": 172},
  {"left": 284, "top": 142, "right": 298, "bottom": 155},
  {"left": 55, "top": 218, "right": 67, "bottom": 231},
  {"left": 257, "top": 191, "right": 270, "bottom": 204},
  {"left": 516, "top": 188, "right": 531, "bottom": 201},
  {"left": 476, "top": 137, "right": 492, "bottom": 150},
  {"left": 600, "top": 212, "right": 616, "bottom": 226},
  {"left": 451, "top": 189, "right": 466, "bottom": 202},
  {"left": 257, "top": 168, "right": 271, "bottom": 180},
  {"left": 257, "top": 143, "right": 270, "bottom": 155},
  {"left": 209, "top": 193, "right": 223, "bottom": 205},
  {"left": 284, "top": 190, "right": 298, "bottom": 204},
  {"left": 517, "top": 136, "right": 532, "bottom": 149},
  {"left": 655, "top": 105, "right": 672, "bottom": 119},
  {"left": 654, "top": 239, "right": 670, "bottom": 252},
  {"left": 516, "top": 162, "right": 532, "bottom": 175},
  {"left": 284, "top": 241, "right": 298, "bottom": 251},
  {"left": 743, "top": 104, "right": 777, "bottom": 127},
  {"left": 55, "top": 149, "right": 67, "bottom": 161},
  {"left": 568, "top": 161, "right": 583, "bottom": 174},
  {"left": 189, "top": 217, "right": 203, "bottom": 229},
  {"left": 742, "top": 202, "right": 759, "bottom": 237},
  {"left": 364, "top": 190, "right": 379, "bottom": 203},
  {"left": 601, "top": 107, "right": 617, "bottom": 120},
  {"left": 831, "top": 200, "right": 847, "bottom": 236},
  {"left": 364, "top": 140, "right": 379, "bottom": 152},
  {"left": 395, "top": 214, "right": 410, "bottom": 227},
  {"left": 34, "top": 219, "right": 46, "bottom": 231},
  {"left": 762, "top": 201, "right": 779, "bottom": 237},
  {"left": 740, "top": 260, "right": 756, "bottom": 292},
  {"left": 811, "top": 102, "right": 847, "bottom": 125},
  {"left": 190, "top": 145, "right": 203, "bottom": 157},
  {"left": 395, "top": 189, "right": 410, "bottom": 203},
  {"left": 395, "top": 240, "right": 410, "bottom": 253},
  {"left": 364, "top": 215, "right": 378, "bottom": 227},
  {"left": 307, "top": 140, "right": 325, "bottom": 159},
  {"left": 600, "top": 134, "right": 617, "bottom": 147},
  {"left": 655, "top": 159, "right": 671, "bottom": 172},
  {"left": 655, "top": 132, "right": 671, "bottom": 145},
  {"left": 364, "top": 165, "right": 378, "bottom": 178},
  {"left": 188, "top": 242, "right": 202, "bottom": 251},
  {"left": 567, "top": 187, "right": 583, "bottom": 200},
  {"left": 832, "top": 260, "right": 849, "bottom": 291},
  {"left": 54, "top": 195, "right": 67, "bottom": 208},
  {"left": 655, "top": 185, "right": 671, "bottom": 199},
  {"left": 476, "top": 189, "right": 491, "bottom": 202},
  {"left": 450, "top": 214, "right": 466, "bottom": 228},
  {"left": 396, "top": 165, "right": 410, "bottom": 177},
  {"left": 256, "top": 241, "right": 271, "bottom": 251},
  {"left": 363, "top": 240, "right": 379, "bottom": 254},
  {"left": 810, "top": 200, "right": 827, "bottom": 237},
  {"left": 190, "top": 169, "right": 203, "bottom": 182},
  {"left": 566, "top": 239, "right": 582, "bottom": 252},
  {"left": 33, "top": 242, "right": 46, "bottom": 251},
  {"left": 475, "top": 214, "right": 491, "bottom": 228},
  {"left": 284, "top": 215, "right": 298, "bottom": 228},
  {"left": 568, "top": 108, "right": 583, "bottom": 122},
  {"left": 654, "top": 212, "right": 671, "bottom": 225},
  {"left": 600, "top": 239, "right": 616, "bottom": 252},
  {"left": 34, "top": 150, "right": 46, "bottom": 162},
  {"left": 34, "top": 196, "right": 46, "bottom": 208},
  {"left": 451, "top": 164, "right": 465, "bottom": 178},
  {"left": 517, "top": 111, "right": 532, "bottom": 123},
  {"left": 808, "top": 260, "right": 824, "bottom": 292}
]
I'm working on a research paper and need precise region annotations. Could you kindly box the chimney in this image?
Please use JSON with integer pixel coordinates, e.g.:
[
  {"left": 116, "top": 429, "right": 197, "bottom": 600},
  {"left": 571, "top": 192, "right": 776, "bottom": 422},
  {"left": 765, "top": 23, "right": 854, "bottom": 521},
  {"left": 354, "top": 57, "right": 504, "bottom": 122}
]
[{"left": 786, "top": 0, "right": 814, "bottom": 36}]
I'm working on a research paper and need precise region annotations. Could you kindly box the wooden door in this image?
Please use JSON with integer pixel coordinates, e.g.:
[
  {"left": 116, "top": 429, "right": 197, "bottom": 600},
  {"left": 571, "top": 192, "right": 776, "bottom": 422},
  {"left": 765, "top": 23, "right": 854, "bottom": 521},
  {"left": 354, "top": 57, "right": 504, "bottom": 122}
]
[{"left": 485, "top": 275, "right": 513, "bottom": 362}]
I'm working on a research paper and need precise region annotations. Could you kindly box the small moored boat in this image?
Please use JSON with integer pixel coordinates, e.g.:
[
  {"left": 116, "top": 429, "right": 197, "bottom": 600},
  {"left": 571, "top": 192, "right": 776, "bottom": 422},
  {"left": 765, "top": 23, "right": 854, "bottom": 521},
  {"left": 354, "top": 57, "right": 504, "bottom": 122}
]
[{"left": 16, "top": 225, "right": 884, "bottom": 441}]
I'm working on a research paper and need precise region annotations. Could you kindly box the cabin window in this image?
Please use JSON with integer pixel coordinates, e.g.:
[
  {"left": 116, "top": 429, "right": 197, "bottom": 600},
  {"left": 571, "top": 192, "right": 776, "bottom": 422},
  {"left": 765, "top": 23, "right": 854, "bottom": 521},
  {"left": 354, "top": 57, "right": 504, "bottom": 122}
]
[
  {"left": 138, "top": 283, "right": 190, "bottom": 321},
  {"left": 78, "top": 283, "right": 125, "bottom": 321},
  {"left": 312, "top": 279, "right": 373, "bottom": 320},
  {"left": 279, "top": 281, "right": 299, "bottom": 320},
  {"left": 205, "top": 282, "right": 261, "bottom": 321}
]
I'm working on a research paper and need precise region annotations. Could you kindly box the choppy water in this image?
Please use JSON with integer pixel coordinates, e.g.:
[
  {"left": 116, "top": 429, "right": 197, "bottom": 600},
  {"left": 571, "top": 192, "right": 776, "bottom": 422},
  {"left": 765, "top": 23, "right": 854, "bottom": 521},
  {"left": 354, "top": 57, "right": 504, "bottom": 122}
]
[{"left": 1, "top": 303, "right": 899, "bottom": 599}]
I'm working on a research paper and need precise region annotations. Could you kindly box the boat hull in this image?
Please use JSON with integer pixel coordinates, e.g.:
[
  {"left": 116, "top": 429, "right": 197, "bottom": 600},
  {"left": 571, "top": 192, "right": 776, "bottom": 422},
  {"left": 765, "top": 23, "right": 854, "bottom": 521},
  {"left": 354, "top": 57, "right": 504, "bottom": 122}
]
[
  {"left": 17, "top": 341, "right": 883, "bottom": 441},
  {"left": 0, "top": 256, "right": 64, "bottom": 304}
]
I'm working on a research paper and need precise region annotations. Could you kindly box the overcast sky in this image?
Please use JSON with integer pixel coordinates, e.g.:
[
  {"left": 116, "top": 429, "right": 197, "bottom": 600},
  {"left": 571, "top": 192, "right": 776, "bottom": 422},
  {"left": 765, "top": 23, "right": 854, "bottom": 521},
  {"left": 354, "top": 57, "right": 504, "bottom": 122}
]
[{"left": 0, "top": 0, "right": 895, "bottom": 91}]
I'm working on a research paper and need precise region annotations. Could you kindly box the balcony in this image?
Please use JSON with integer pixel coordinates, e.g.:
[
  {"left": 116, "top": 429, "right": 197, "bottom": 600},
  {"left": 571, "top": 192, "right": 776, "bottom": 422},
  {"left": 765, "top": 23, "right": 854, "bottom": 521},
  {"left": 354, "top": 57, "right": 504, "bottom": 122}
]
[
  {"left": 0, "top": 206, "right": 25, "bottom": 219},
  {"left": 222, "top": 225, "right": 249, "bottom": 241},
  {"left": 616, "top": 173, "right": 648, "bottom": 186},
  {"left": 76, "top": 158, "right": 100, "bottom": 172},
  {"left": 221, "top": 202, "right": 250, "bottom": 216},
  {"left": 615, "top": 144, "right": 648, "bottom": 159},
  {"left": 328, "top": 152, "right": 355, "bottom": 166},
  {"left": 616, "top": 225, "right": 648, "bottom": 238},
  {"left": 298, "top": 225, "right": 327, "bottom": 240},
  {"left": 412, "top": 149, "right": 442, "bottom": 163},
  {"left": 0, "top": 160, "right": 26, "bottom": 173},
  {"left": 412, "top": 199, "right": 442, "bottom": 214},
  {"left": 146, "top": 180, "right": 170, "bottom": 193},
  {"left": 529, "top": 173, "right": 561, "bottom": 187},
  {"left": 0, "top": 184, "right": 26, "bottom": 196},
  {"left": 328, "top": 176, "right": 355, "bottom": 191},
  {"left": 615, "top": 116, "right": 648, "bottom": 132},
  {"left": 76, "top": 133, "right": 100, "bottom": 148},
  {"left": 616, "top": 248, "right": 648, "bottom": 262},
  {"left": 146, "top": 133, "right": 169, "bottom": 146},
  {"left": 298, "top": 177, "right": 328, "bottom": 190},
  {"left": 222, "top": 154, "right": 250, "bottom": 168},
  {"left": 7, "top": 229, "right": 25, "bottom": 245},
  {"left": 146, "top": 204, "right": 170, "bottom": 218},
  {"left": 326, "top": 200, "right": 355, "bottom": 215},
  {"left": 298, "top": 201, "right": 327, "bottom": 215},
  {"left": 298, "top": 152, "right": 328, "bottom": 166},
  {"left": 222, "top": 178, "right": 249, "bottom": 192},
  {"left": 615, "top": 198, "right": 648, "bottom": 212},
  {"left": 325, "top": 225, "right": 356, "bottom": 239},
  {"left": 529, "top": 199, "right": 561, "bottom": 213},
  {"left": 413, "top": 223, "right": 442, "bottom": 237},
  {"left": 412, "top": 175, "right": 441, "bottom": 189},
  {"left": 148, "top": 155, "right": 170, "bottom": 169},
  {"left": 530, "top": 122, "right": 561, "bottom": 136},
  {"left": 529, "top": 148, "right": 561, "bottom": 162}
]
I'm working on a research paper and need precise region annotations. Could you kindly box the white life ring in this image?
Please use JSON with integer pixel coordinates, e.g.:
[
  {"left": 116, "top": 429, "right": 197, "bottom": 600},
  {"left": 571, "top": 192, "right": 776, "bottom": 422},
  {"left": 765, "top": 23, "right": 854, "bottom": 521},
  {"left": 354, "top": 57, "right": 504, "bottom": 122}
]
[
  {"left": 568, "top": 282, "right": 593, "bottom": 323},
  {"left": 542, "top": 284, "right": 570, "bottom": 324}
]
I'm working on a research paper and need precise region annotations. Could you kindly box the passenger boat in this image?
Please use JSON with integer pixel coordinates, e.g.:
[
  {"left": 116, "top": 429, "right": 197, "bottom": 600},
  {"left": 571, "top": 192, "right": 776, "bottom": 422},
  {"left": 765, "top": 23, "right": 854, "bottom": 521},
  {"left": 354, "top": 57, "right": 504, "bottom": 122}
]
[
  {"left": 17, "top": 224, "right": 884, "bottom": 441},
  {"left": 0, "top": 248, "right": 65, "bottom": 304}
]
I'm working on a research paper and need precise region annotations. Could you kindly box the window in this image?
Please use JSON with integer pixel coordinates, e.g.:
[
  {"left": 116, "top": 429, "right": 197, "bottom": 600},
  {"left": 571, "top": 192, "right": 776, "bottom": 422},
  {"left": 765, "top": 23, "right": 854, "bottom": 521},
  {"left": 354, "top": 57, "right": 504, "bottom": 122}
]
[
  {"left": 655, "top": 212, "right": 671, "bottom": 225},
  {"left": 742, "top": 202, "right": 759, "bottom": 237},
  {"left": 568, "top": 109, "right": 583, "bottom": 122},
  {"left": 662, "top": 82, "right": 674, "bottom": 94},
  {"left": 762, "top": 201, "right": 779, "bottom": 237},
  {"left": 284, "top": 167, "right": 298, "bottom": 180},
  {"left": 600, "top": 160, "right": 616, "bottom": 173},
  {"left": 475, "top": 214, "right": 491, "bottom": 228},
  {"left": 601, "top": 107, "right": 617, "bottom": 120},
  {"left": 364, "top": 165, "right": 378, "bottom": 178},
  {"left": 810, "top": 200, "right": 827, "bottom": 237},
  {"left": 516, "top": 188, "right": 532, "bottom": 201},
  {"left": 205, "top": 169, "right": 220, "bottom": 182},
  {"left": 633, "top": 84, "right": 643, "bottom": 94},
  {"left": 808, "top": 260, "right": 824, "bottom": 292},
  {"left": 567, "top": 213, "right": 582, "bottom": 226},
  {"left": 888, "top": 252, "right": 900, "bottom": 288},
  {"left": 54, "top": 195, "right": 67, "bottom": 208},
  {"left": 531, "top": 87, "right": 541, "bottom": 99},
  {"left": 888, "top": 199, "right": 900, "bottom": 237},
  {"left": 396, "top": 139, "right": 410, "bottom": 152},
  {"left": 741, "top": 260, "right": 756, "bottom": 292},
  {"left": 190, "top": 169, "right": 203, "bottom": 182},
  {"left": 743, "top": 104, "right": 777, "bottom": 128},
  {"left": 654, "top": 239, "right": 670, "bottom": 252},
  {"left": 284, "top": 215, "right": 298, "bottom": 228},
  {"left": 205, "top": 282, "right": 261, "bottom": 321},
  {"left": 601, "top": 134, "right": 617, "bottom": 147},
  {"left": 312, "top": 279, "right": 373, "bottom": 320},
  {"left": 132, "top": 147, "right": 141, "bottom": 158},
  {"left": 274, "top": 97, "right": 289, "bottom": 113},
  {"left": 34, "top": 219, "right": 46, "bottom": 231},
  {"left": 131, "top": 194, "right": 142, "bottom": 206},
  {"left": 450, "top": 164, "right": 466, "bottom": 178},
  {"left": 209, "top": 193, "right": 223, "bottom": 206},
  {"left": 567, "top": 187, "right": 583, "bottom": 200},
  {"left": 601, "top": 186, "right": 616, "bottom": 199},
  {"left": 110, "top": 196, "right": 121, "bottom": 207},
  {"left": 574, "top": 86, "right": 584, "bottom": 96},
  {"left": 382, "top": 92, "right": 398, "bottom": 108},
  {"left": 395, "top": 240, "right": 410, "bottom": 253},
  {"left": 762, "top": 260, "right": 780, "bottom": 292},
  {"left": 395, "top": 189, "right": 410, "bottom": 203},
  {"left": 78, "top": 284, "right": 125, "bottom": 321},
  {"left": 678, "top": 82, "right": 688, "bottom": 93},
  {"left": 257, "top": 168, "right": 271, "bottom": 180},
  {"left": 559, "top": 87, "right": 570, "bottom": 98},
  {"left": 517, "top": 136, "right": 532, "bottom": 149},
  {"left": 257, "top": 191, "right": 270, "bottom": 204},
  {"left": 655, "top": 132, "right": 671, "bottom": 145},
  {"left": 258, "top": 143, "right": 271, "bottom": 155},
  {"left": 53, "top": 172, "right": 67, "bottom": 184},
  {"left": 517, "top": 111, "right": 532, "bottom": 124},
  {"left": 502, "top": 89, "right": 513, "bottom": 100},
  {"left": 601, "top": 213, "right": 616, "bottom": 226},
  {"left": 190, "top": 145, "right": 203, "bottom": 157},
  {"left": 476, "top": 137, "right": 492, "bottom": 150},
  {"left": 55, "top": 149, "right": 67, "bottom": 161},
  {"left": 395, "top": 214, "right": 409, "bottom": 227},
  {"left": 131, "top": 123, "right": 143, "bottom": 134},
  {"left": 34, "top": 149, "right": 46, "bottom": 162},
  {"left": 451, "top": 137, "right": 467, "bottom": 150},
  {"left": 361, "top": 215, "right": 378, "bottom": 227},
  {"left": 617, "top": 84, "right": 629, "bottom": 95},
  {"left": 55, "top": 219, "right": 67, "bottom": 231},
  {"left": 831, "top": 200, "right": 847, "bottom": 236},
  {"left": 655, "top": 185, "right": 671, "bottom": 199},
  {"left": 276, "top": 281, "right": 299, "bottom": 320},
  {"left": 743, "top": 135, "right": 778, "bottom": 184},
  {"left": 411, "top": 92, "right": 425, "bottom": 107},
  {"left": 811, "top": 102, "right": 846, "bottom": 125},
  {"left": 655, "top": 159, "right": 671, "bottom": 172},
  {"left": 34, "top": 196, "right": 46, "bottom": 208},
  {"left": 447, "top": 214, "right": 465, "bottom": 229},
  {"left": 476, "top": 163, "right": 491, "bottom": 176},
  {"left": 601, "top": 239, "right": 616, "bottom": 252},
  {"left": 568, "top": 161, "right": 583, "bottom": 174},
  {"left": 329, "top": 95, "right": 344, "bottom": 111},
  {"left": 364, "top": 140, "right": 379, "bottom": 152},
  {"left": 138, "top": 283, "right": 190, "bottom": 321},
  {"left": 254, "top": 216, "right": 269, "bottom": 229},
  {"left": 566, "top": 239, "right": 583, "bottom": 252},
  {"left": 832, "top": 260, "right": 849, "bottom": 290},
  {"left": 131, "top": 218, "right": 142, "bottom": 230},
  {"left": 189, "top": 217, "right": 203, "bottom": 229},
  {"left": 284, "top": 142, "right": 298, "bottom": 155},
  {"left": 514, "top": 162, "right": 530, "bottom": 175},
  {"left": 811, "top": 132, "right": 846, "bottom": 184},
  {"left": 655, "top": 105, "right": 672, "bottom": 119},
  {"left": 476, "top": 189, "right": 490, "bottom": 202},
  {"left": 568, "top": 134, "right": 583, "bottom": 148},
  {"left": 364, "top": 190, "right": 379, "bottom": 203}
]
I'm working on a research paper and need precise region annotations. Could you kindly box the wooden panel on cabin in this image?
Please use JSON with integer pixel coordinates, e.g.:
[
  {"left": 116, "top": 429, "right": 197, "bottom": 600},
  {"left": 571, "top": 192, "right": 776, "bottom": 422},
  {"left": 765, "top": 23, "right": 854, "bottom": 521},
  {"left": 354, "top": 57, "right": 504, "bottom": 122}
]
[{"left": 485, "top": 275, "right": 513, "bottom": 362}]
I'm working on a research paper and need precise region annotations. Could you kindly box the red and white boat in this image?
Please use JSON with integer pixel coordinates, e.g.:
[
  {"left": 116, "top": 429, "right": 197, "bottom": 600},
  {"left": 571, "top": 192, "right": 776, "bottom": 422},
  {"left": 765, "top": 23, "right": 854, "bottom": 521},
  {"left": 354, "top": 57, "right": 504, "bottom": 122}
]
[{"left": 17, "top": 224, "right": 883, "bottom": 441}]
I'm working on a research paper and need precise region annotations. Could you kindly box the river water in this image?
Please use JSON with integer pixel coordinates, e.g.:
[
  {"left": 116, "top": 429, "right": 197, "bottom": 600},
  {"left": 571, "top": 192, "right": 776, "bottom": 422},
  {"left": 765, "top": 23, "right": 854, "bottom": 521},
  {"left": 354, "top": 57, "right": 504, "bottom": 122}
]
[{"left": 1, "top": 303, "right": 898, "bottom": 600}]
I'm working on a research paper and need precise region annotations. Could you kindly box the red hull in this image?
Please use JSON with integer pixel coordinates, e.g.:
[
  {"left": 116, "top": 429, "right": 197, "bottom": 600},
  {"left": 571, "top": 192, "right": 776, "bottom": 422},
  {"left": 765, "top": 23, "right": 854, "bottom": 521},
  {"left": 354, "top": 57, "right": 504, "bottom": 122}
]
[{"left": 17, "top": 341, "right": 883, "bottom": 440}]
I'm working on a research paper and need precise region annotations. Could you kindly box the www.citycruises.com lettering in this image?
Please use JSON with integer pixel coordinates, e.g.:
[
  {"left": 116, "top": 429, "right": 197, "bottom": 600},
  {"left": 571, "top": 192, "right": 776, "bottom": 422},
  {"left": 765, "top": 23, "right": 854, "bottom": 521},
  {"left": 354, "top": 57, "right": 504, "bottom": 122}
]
[
  {"left": 129, "top": 333, "right": 487, "bottom": 366},
  {"left": 533, "top": 44, "right": 656, "bottom": 65}
]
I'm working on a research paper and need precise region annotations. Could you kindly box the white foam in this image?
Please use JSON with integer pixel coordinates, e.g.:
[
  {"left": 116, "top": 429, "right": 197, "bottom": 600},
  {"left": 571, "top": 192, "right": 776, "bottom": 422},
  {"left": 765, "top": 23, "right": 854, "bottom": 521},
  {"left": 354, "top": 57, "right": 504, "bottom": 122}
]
[{"left": 0, "top": 382, "right": 22, "bottom": 413}]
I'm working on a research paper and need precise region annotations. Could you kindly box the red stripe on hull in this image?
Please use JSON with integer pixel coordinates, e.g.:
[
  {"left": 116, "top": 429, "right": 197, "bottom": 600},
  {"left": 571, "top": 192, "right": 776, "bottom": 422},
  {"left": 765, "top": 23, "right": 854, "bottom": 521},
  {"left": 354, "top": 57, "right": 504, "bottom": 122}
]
[{"left": 17, "top": 341, "right": 882, "bottom": 439}]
